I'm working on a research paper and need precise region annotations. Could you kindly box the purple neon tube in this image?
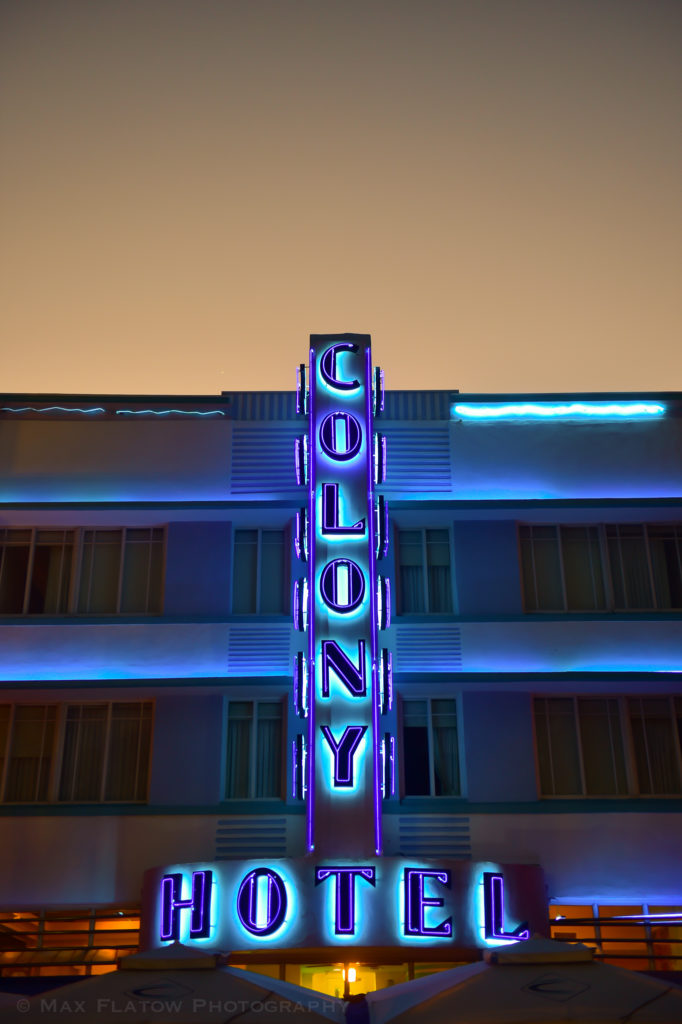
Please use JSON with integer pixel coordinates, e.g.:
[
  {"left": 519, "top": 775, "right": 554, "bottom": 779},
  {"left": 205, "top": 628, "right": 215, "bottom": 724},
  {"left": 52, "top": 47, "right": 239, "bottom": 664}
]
[
  {"left": 366, "top": 347, "right": 382, "bottom": 856},
  {"left": 306, "top": 348, "right": 316, "bottom": 852}
]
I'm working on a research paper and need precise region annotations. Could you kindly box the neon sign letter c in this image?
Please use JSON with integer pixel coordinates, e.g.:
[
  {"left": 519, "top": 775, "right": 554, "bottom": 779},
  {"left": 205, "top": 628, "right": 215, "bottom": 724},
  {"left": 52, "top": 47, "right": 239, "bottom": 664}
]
[{"left": 320, "top": 343, "right": 360, "bottom": 391}]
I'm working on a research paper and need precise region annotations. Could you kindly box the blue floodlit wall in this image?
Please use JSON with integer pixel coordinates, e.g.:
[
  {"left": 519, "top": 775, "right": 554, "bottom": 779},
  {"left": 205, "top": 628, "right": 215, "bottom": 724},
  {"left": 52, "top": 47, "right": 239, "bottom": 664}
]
[
  {"left": 163, "top": 522, "right": 231, "bottom": 616},
  {"left": 0, "top": 388, "right": 679, "bottom": 920}
]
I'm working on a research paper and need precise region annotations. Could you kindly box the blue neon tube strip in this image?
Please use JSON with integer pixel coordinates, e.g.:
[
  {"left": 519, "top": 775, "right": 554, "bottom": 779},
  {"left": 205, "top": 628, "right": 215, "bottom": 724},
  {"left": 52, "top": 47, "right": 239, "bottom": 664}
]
[
  {"left": 115, "top": 409, "right": 225, "bottom": 417},
  {"left": 1, "top": 406, "right": 105, "bottom": 415},
  {"left": 452, "top": 402, "right": 665, "bottom": 420}
]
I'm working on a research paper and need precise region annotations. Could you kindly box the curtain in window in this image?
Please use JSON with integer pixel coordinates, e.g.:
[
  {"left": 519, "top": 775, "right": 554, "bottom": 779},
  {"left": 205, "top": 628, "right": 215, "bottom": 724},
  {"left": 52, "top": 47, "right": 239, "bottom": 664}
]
[
  {"left": 607, "top": 526, "right": 654, "bottom": 609},
  {"left": 426, "top": 530, "right": 452, "bottom": 613},
  {"left": 78, "top": 531, "right": 121, "bottom": 613},
  {"left": 561, "top": 527, "right": 606, "bottom": 611},
  {"left": 225, "top": 701, "right": 252, "bottom": 798},
  {"left": 431, "top": 699, "right": 459, "bottom": 795},
  {"left": 647, "top": 526, "right": 682, "bottom": 609},
  {"left": 0, "top": 531, "right": 31, "bottom": 614},
  {"left": 5, "top": 706, "right": 55, "bottom": 802},
  {"left": 59, "top": 705, "right": 107, "bottom": 801},
  {"left": 577, "top": 698, "right": 627, "bottom": 795},
  {"left": 105, "top": 703, "right": 152, "bottom": 801},
  {"left": 233, "top": 531, "right": 258, "bottom": 613},
  {"left": 629, "top": 698, "right": 682, "bottom": 794},
  {"left": 534, "top": 698, "right": 582, "bottom": 795},
  {"left": 522, "top": 527, "right": 564, "bottom": 611},
  {"left": 260, "top": 532, "right": 285, "bottom": 614},
  {"left": 255, "top": 702, "right": 282, "bottom": 797},
  {"left": 398, "top": 531, "right": 425, "bottom": 613}
]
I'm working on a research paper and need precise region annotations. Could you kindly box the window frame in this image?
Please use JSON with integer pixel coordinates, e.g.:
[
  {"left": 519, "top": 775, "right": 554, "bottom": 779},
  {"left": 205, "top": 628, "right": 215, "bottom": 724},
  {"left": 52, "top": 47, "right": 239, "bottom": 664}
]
[
  {"left": 399, "top": 695, "right": 461, "bottom": 798},
  {"left": 533, "top": 695, "right": 682, "bottom": 798},
  {"left": 519, "top": 522, "right": 682, "bottom": 613},
  {"left": 395, "top": 526, "right": 455, "bottom": 615},
  {"left": 0, "top": 526, "right": 166, "bottom": 617},
  {"left": 223, "top": 697, "right": 284, "bottom": 801},
  {"left": 231, "top": 526, "right": 289, "bottom": 615},
  {"left": 0, "top": 700, "right": 154, "bottom": 804}
]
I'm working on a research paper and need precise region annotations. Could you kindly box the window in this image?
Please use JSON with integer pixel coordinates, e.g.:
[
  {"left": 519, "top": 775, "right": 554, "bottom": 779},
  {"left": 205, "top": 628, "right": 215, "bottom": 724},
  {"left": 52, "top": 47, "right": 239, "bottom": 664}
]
[
  {"left": 0, "top": 527, "right": 164, "bottom": 615},
  {"left": 397, "top": 529, "right": 452, "bottom": 613},
  {"left": 549, "top": 904, "right": 682, "bottom": 972},
  {"left": 232, "top": 529, "right": 287, "bottom": 614},
  {"left": 401, "top": 698, "right": 460, "bottom": 796},
  {"left": 0, "top": 702, "right": 153, "bottom": 803},
  {"left": 225, "top": 700, "right": 282, "bottom": 798},
  {"left": 0, "top": 906, "right": 140, "bottom": 977},
  {"left": 77, "top": 529, "right": 164, "bottom": 614},
  {"left": 520, "top": 522, "right": 682, "bottom": 611},
  {"left": 534, "top": 696, "right": 682, "bottom": 797}
]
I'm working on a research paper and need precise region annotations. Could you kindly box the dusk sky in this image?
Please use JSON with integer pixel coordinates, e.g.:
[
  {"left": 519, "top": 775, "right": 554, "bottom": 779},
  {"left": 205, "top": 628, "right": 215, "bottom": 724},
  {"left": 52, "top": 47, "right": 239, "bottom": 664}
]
[{"left": 2, "top": 1, "right": 680, "bottom": 396}]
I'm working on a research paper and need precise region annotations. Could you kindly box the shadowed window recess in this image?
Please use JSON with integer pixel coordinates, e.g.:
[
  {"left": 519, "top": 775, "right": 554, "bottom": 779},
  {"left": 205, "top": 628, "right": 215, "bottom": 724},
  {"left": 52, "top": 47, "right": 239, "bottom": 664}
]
[
  {"left": 534, "top": 696, "right": 682, "bottom": 796},
  {"left": 519, "top": 522, "right": 682, "bottom": 611},
  {"left": 0, "top": 702, "right": 153, "bottom": 804},
  {"left": 396, "top": 528, "right": 453, "bottom": 614},
  {"left": 232, "top": 528, "right": 288, "bottom": 614},
  {"left": 401, "top": 698, "right": 460, "bottom": 796},
  {"left": 224, "top": 700, "right": 283, "bottom": 799},
  {"left": 0, "top": 527, "right": 165, "bottom": 615}
]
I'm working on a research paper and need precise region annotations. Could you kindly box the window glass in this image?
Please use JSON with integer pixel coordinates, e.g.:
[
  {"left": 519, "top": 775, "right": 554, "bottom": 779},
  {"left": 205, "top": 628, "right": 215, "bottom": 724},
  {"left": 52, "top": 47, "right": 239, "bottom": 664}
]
[
  {"left": 260, "top": 531, "right": 285, "bottom": 613},
  {"left": 647, "top": 525, "right": 682, "bottom": 609},
  {"left": 402, "top": 699, "right": 459, "bottom": 796},
  {"left": 78, "top": 531, "right": 121, "bottom": 613},
  {"left": 28, "top": 531, "right": 74, "bottom": 613},
  {"left": 0, "top": 705, "right": 9, "bottom": 788},
  {"left": 536, "top": 696, "right": 682, "bottom": 798},
  {"left": 255, "top": 702, "right": 282, "bottom": 797},
  {"left": 426, "top": 530, "right": 452, "bottom": 613},
  {"left": 397, "top": 529, "right": 452, "bottom": 613},
  {"left": 59, "top": 705, "right": 107, "bottom": 802},
  {"left": 528, "top": 526, "right": 564, "bottom": 610},
  {"left": 105, "top": 703, "right": 153, "bottom": 801},
  {"left": 4, "top": 706, "right": 56, "bottom": 802},
  {"left": 431, "top": 698, "right": 459, "bottom": 795},
  {"left": 403, "top": 700, "right": 430, "bottom": 795},
  {"left": 577, "top": 698, "right": 627, "bottom": 796},
  {"left": 233, "top": 530, "right": 259, "bottom": 613},
  {"left": 561, "top": 527, "right": 606, "bottom": 611},
  {"left": 0, "top": 532, "right": 31, "bottom": 613},
  {"left": 225, "top": 701, "right": 282, "bottom": 799},
  {"left": 606, "top": 525, "right": 654, "bottom": 609},
  {"left": 232, "top": 529, "right": 286, "bottom": 614},
  {"left": 398, "top": 531, "right": 425, "bottom": 613},
  {"left": 534, "top": 698, "right": 582, "bottom": 795},
  {"left": 225, "top": 701, "right": 253, "bottom": 798},
  {"left": 629, "top": 698, "right": 682, "bottom": 794}
]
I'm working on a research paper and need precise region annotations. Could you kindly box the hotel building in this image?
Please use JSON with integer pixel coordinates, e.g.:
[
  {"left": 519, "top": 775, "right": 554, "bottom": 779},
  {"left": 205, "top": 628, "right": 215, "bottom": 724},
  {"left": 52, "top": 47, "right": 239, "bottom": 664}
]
[{"left": 0, "top": 335, "right": 680, "bottom": 995}]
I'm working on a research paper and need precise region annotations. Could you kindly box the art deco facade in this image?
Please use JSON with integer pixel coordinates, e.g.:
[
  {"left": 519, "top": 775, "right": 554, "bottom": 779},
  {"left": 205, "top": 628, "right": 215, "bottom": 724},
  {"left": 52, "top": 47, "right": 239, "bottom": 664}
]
[{"left": 0, "top": 342, "right": 680, "bottom": 993}]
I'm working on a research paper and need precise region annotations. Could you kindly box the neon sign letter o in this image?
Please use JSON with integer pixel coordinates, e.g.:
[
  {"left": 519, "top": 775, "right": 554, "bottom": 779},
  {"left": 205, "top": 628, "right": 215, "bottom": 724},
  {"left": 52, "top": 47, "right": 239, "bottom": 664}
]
[
  {"left": 319, "top": 412, "right": 362, "bottom": 462},
  {"left": 236, "top": 869, "right": 287, "bottom": 937},
  {"left": 320, "top": 559, "right": 366, "bottom": 613}
]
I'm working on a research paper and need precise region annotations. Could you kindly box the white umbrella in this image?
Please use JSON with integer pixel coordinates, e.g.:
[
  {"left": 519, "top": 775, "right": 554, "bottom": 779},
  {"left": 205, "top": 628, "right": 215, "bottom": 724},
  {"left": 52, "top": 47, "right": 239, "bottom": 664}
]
[
  {"left": 363, "top": 936, "right": 682, "bottom": 1023},
  {"left": 0, "top": 942, "right": 345, "bottom": 1023}
]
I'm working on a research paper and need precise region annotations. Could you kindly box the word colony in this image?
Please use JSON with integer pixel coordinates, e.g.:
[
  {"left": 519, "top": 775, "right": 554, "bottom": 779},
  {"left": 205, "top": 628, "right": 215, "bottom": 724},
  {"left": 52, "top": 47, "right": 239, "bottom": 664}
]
[{"left": 293, "top": 335, "right": 391, "bottom": 858}]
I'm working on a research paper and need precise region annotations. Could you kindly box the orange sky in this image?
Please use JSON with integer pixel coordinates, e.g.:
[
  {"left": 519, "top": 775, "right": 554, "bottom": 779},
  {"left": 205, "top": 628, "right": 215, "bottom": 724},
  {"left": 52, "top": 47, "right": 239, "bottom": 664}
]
[{"left": 1, "top": 1, "right": 680, "bottom": 396}]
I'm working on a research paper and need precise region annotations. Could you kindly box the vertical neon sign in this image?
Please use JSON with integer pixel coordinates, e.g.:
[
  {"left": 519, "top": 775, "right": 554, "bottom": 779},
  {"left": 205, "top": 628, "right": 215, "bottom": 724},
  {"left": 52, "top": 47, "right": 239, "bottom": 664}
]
[{"left": 295, "top": 334, "right": 388, "bottom": 857}]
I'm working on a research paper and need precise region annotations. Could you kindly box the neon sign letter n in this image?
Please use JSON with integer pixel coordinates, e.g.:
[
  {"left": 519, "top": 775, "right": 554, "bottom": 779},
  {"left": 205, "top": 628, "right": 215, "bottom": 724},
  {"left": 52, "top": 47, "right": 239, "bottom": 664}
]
[{"left": 321, "top": 640, "right": 366, "bottom": 698}]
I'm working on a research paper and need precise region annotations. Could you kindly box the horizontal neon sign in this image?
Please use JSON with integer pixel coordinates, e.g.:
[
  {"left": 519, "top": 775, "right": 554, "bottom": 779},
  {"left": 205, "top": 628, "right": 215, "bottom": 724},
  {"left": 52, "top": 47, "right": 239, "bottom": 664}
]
[
  {"left": 452, "top": 402, "right": 665, "bottom": 420},
  {"left": 153, "top": 859, "right": 535, "bottom": 949}
]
